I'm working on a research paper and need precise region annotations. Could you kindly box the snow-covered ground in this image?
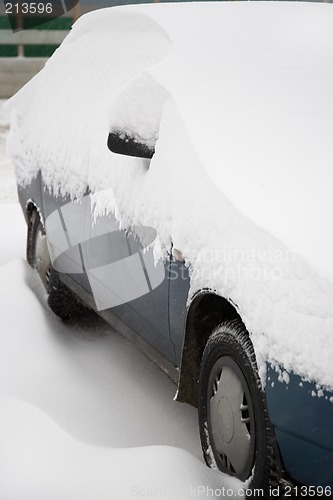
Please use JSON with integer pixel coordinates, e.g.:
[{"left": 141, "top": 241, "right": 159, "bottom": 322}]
[{"left": 0, "top": 101, "right": 243, "bottom": 500}]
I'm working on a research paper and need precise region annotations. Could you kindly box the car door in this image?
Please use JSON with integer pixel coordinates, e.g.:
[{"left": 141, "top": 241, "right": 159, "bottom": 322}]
[
  {"left": 41, "top": 180, "right": 92, "bottom": 293},
  {"left": 83, "top": 198, "right": 176, "bottom": 364}
]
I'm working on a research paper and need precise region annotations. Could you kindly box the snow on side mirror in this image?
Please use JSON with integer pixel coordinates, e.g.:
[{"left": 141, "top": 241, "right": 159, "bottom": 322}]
[
  {"left": 107, "top": 131, "right": 155, "bottom": 159},
  {"left": 107, "top": 72, "right": 170, "bottom": 160}
]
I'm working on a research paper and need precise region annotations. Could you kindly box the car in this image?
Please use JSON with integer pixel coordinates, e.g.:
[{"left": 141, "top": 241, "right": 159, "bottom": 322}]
[{"left": 7, "top": 1, "right": 333, "bottom": 496}]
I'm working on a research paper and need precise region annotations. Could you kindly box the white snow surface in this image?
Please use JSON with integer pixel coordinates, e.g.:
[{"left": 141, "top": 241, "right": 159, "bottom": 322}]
[
  {"left": 0, "top": 260, "right": 242, "bottom": 499},
  {"left": 6, "top": 2, "right": 333, "bottom": 390}
]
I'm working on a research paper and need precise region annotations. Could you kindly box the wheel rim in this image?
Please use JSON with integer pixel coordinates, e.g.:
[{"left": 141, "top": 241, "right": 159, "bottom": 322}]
[
  {"left": 33, "top": 222, "right": 51, "bottom": 289},
  {"left": 207, "top": 356, "right": 255, "bottom": 480}
]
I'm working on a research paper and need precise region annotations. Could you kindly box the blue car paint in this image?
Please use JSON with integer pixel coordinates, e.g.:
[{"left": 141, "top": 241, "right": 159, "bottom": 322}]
[{"left": 266, "top": 365, "right": 333, "bottom": 487}]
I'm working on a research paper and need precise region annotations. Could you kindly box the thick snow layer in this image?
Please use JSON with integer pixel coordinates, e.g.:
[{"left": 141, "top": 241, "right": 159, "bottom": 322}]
[
  {"left": 0, "top": 107, "right": 25, "bottom": 258},
  {"left": 131, "top": 1, "right": 333, "bottom": 284},
  {"left": 6, "top": 2, "right": 333, "bottom": 391},
  {"left": 7, "top": 9, "right": 172, "bottom": 199},
  {"left": 109, "top": 72, "right": 170, "bottom": 148},
  {"left": 0, "top": 131, "right": 17, "bottom": 202},
  {"left": 0, "top": 103, "right": 17, "bottom": 202},
  {"left": 0, "top": 99, "right": 10, "bottom": 126}
]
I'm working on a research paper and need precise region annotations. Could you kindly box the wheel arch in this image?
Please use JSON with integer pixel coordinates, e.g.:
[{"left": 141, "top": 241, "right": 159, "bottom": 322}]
[
  {"left": 26, "top": 199, "right": 45, "bottom": 266},
  {"left": 176, "top": 291, "right": 242, "bottom": 407},
  {"left": 26, "top": 199, "right": 44, "bottom": 224},
  {"left": 26, "top": 199, "right": 37, "bottom": 218}
]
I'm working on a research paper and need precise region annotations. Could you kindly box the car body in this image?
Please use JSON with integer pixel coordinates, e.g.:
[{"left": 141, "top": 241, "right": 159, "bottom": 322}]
[{"left": 7, "top": 1, "right": 333, "bottom": 494}]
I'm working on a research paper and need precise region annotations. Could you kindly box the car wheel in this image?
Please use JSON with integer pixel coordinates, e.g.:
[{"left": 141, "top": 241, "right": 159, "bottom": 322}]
[
  {"left": 198, "top": 319, "right": 279, "bottom": 496},
  {"left": 27, "top": 208, "right": 91, "bottom": 322}
]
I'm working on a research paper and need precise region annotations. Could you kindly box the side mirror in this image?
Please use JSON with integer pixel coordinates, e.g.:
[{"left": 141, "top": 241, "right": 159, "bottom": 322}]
[
  {"left": 107, "top": 131, "right": 155, "bottom": 160},
  {"left": 107, "top": 73, "right": 170, "bottom": 161}
]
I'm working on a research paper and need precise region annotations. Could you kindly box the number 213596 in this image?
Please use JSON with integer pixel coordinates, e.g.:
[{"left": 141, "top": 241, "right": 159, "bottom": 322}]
[{"left": 5, "top": 3, "right": 53, "bottom": 14}]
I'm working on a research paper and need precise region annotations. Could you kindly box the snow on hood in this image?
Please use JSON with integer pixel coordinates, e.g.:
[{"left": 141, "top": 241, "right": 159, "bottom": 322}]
[{"left": 6, "top": 2, "right": 333, "bottom": 390}]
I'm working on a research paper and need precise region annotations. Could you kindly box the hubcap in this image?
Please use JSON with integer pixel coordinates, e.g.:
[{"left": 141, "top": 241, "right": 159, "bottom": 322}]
[{"left": 208, "top": 356, "right": 255, "bottom": 479}]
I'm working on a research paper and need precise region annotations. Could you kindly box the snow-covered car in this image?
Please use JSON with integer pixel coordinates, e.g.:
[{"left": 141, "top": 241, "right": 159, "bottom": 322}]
[{"left": 7, "top": 1, "right": 333, "bottom": 496}]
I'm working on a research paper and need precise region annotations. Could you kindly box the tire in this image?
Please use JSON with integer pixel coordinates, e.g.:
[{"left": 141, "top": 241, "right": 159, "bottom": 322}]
[
  {"left": 27, "top": 208, "right": 92, "bottom": 322},
  {"left": 198, "top": 319, "right": 279, "bottom": 497},
  {"left": 27, "top": 209, "right": 51, "bottom": 288}
]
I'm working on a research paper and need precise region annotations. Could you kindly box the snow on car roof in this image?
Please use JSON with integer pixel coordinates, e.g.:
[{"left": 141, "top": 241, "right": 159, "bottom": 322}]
[
  {"left": 129, "top": 1, "right": 333, "bottom": 285},
  {"left": 6, "top": 2, "right": 333, "bottom": 391}
]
